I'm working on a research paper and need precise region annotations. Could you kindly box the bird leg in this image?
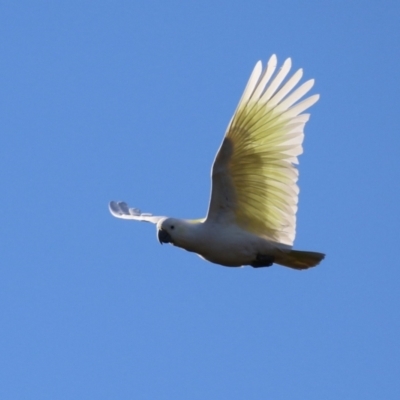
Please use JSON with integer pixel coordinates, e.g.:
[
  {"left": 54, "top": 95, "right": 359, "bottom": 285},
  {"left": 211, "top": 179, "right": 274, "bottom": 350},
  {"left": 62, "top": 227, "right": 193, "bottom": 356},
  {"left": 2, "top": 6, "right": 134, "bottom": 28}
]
[{"left": 250, "top": 254, "right": 275, "bottom": 268}]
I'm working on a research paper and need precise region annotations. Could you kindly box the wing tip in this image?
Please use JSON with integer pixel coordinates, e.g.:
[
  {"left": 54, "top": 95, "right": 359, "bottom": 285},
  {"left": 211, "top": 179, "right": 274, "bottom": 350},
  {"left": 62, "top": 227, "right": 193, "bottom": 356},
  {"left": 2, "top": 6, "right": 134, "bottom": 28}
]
[
  {"left": 109, "top": 200, "right": 122, "bottom": 216},
  {"left": 283, "top": 57, "right": 292, "bottom": 68},
  {"left": 109, "top": 200, "right": 141, "bottom": 217},
  {"left": 267, "top": 54, "right": 278, "bottom": 68}
]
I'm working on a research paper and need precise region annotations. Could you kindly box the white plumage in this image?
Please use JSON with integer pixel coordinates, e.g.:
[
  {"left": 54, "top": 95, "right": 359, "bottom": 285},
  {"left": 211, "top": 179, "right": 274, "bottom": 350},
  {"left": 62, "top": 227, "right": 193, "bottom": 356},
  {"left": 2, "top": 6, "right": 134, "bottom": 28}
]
[{"left": 109, "top": 55, "right": 324, "bottom": 269}]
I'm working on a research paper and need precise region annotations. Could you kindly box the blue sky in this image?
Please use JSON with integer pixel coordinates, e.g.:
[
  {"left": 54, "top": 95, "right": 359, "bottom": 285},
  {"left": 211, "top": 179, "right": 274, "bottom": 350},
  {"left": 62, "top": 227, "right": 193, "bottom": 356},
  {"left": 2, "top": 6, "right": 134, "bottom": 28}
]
[{"left": 1, "top": 1, "right": 399, "bottom": 399}]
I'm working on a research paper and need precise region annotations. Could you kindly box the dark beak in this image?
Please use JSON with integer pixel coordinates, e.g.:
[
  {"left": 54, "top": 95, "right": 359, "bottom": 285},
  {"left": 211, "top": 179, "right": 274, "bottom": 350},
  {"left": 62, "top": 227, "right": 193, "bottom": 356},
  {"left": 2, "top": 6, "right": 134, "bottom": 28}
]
[{"left": 158, "top": 228, "right": 172, "bottom": 244}]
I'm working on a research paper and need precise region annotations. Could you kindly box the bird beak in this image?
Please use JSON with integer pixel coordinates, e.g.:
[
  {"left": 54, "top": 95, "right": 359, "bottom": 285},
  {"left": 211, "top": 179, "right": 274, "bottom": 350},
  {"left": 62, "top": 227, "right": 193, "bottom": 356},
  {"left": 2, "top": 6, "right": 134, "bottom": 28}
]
[{"left": 158, "top": 228, "right": 172, "bottom": 244}]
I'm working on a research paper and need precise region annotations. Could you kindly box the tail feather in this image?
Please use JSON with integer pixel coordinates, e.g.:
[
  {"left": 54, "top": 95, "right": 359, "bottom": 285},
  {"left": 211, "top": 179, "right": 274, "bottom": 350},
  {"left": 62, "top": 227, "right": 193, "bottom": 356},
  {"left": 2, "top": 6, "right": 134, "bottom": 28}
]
[{"left": 275, "top": 250, "right": 325, "bottom": 270}]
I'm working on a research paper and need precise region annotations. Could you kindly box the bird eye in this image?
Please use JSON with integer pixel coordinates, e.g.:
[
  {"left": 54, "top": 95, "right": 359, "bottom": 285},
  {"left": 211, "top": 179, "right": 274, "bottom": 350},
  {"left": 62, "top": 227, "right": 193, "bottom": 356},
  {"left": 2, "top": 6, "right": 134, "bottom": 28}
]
[{"left": 171, "top": 225, "right": 175, "bottom": 230}]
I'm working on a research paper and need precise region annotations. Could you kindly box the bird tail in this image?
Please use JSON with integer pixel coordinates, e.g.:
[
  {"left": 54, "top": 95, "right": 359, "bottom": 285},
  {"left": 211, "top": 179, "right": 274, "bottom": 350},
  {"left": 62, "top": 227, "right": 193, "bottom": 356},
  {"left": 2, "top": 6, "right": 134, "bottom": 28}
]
[{"left": 274, "top": 250, "right": 325, "bottom": 270}]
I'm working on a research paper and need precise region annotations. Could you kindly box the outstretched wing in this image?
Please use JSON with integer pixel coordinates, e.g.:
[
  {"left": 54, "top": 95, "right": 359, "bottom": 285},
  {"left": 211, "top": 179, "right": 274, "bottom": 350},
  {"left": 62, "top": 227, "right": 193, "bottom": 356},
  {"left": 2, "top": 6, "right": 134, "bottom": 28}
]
[
  {"left": 109, "top": 201, "right": 165, "bottom": 224},
  {"left": 207, "top": 55, "right": 319, "bottom": 246}
]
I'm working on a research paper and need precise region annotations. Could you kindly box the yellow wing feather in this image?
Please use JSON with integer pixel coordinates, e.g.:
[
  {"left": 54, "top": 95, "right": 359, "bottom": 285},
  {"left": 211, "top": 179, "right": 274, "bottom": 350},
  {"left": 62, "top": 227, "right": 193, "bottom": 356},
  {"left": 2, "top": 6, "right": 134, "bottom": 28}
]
[{"left": 207, "top": 55, "right": 319, "bottom": 246}]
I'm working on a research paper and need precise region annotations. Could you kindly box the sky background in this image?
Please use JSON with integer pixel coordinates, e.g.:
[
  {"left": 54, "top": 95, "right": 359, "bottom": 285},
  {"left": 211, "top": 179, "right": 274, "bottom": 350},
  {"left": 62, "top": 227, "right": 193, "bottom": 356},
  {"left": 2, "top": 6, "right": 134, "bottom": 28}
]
[{"left": 1, "top": 1, "right": 399, "bottom": 399}]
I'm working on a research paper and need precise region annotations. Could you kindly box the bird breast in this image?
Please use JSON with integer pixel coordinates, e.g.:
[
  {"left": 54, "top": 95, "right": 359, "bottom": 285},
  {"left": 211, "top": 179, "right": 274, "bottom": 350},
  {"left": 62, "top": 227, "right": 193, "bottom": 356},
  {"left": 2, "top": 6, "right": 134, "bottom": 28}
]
[{"left": 181, "top": 222, "right": 275, "bottom": 267}]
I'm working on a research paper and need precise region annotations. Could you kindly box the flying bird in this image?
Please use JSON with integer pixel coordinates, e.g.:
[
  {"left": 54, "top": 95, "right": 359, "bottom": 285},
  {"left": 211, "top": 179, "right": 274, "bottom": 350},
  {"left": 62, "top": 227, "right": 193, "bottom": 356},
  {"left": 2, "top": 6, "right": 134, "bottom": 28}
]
[{"left": 109, "top": 55, "right": 325, "bottom": 269}]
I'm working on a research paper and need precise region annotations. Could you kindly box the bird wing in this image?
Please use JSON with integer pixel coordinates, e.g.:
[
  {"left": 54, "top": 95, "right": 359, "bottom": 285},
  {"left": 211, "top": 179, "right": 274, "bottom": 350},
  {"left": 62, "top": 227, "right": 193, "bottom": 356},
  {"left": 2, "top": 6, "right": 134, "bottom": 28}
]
[
  {"left": 207, "top": 55, "right": 319, "bottom": 246},
  {"left": 109, "top": 201, "right": 165, "bottom": 224}
]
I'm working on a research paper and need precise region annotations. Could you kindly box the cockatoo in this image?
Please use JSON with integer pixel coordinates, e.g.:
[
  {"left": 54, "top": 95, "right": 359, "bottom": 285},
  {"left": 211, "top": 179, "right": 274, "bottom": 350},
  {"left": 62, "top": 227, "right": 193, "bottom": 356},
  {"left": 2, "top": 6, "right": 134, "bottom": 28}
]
[{"left": 109, "top": 55, "right": 325, "bottom": 269}]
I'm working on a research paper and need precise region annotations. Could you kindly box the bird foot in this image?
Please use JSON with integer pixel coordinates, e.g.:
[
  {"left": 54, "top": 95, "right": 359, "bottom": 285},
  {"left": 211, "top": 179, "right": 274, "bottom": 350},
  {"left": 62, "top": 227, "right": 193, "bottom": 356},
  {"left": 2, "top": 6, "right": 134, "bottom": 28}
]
[{"left": 250, "top": 254, "right": 275, "bottom": 268}]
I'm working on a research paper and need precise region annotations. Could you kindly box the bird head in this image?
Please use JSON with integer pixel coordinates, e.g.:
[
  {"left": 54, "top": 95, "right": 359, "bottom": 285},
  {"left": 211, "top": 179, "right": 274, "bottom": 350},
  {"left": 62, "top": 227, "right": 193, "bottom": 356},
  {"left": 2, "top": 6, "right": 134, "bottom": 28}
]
[{"left": 157, "top": 218, "right": 183, "bottom": 245}]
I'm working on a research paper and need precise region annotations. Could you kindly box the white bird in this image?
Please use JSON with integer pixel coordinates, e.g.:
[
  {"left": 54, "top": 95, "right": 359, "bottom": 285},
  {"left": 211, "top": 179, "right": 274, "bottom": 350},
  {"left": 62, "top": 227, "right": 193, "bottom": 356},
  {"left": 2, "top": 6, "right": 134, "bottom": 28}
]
[{"left": 109, "top": 55, "right": 325, "bottom": 270}]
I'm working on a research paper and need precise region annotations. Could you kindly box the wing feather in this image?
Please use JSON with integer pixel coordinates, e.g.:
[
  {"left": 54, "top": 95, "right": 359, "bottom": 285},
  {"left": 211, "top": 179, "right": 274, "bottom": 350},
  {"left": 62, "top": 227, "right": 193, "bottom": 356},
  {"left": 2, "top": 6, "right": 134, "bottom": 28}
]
[
  {"left": 259, "top": 58, "right": 292, "bottom": 103},
  {"left": 237, "top": 61, "right": 263, "bottom": 105},
  {"left": 109, "top": 201, "right": 165, "bottom": 224},
  {"left": 251, "top": 55, "right": 278, "bottom": 100},
  {"left": 268, "top": 69, "right": 303, "bottom": 107},
  {"left": 207, "top": 56, "right": 319, "bottom": 246}
]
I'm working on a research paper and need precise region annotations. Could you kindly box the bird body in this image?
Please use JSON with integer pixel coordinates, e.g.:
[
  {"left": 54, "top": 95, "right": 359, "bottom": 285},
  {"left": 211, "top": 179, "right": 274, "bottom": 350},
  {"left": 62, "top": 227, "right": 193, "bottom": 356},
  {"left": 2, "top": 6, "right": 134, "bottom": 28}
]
[
  {"left": 110, "top": 55, "right": 325, "bottom": 269},
  {"left": 156, "top": 218, "right": 278, "bottom": 267}
]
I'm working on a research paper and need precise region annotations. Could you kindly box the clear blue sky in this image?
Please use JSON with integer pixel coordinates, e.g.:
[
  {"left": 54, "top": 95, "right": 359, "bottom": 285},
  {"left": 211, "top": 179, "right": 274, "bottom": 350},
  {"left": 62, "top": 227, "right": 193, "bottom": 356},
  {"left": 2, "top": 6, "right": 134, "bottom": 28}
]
[{"left": 1, "top": 1, "right": 399, "bottom": 399}]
